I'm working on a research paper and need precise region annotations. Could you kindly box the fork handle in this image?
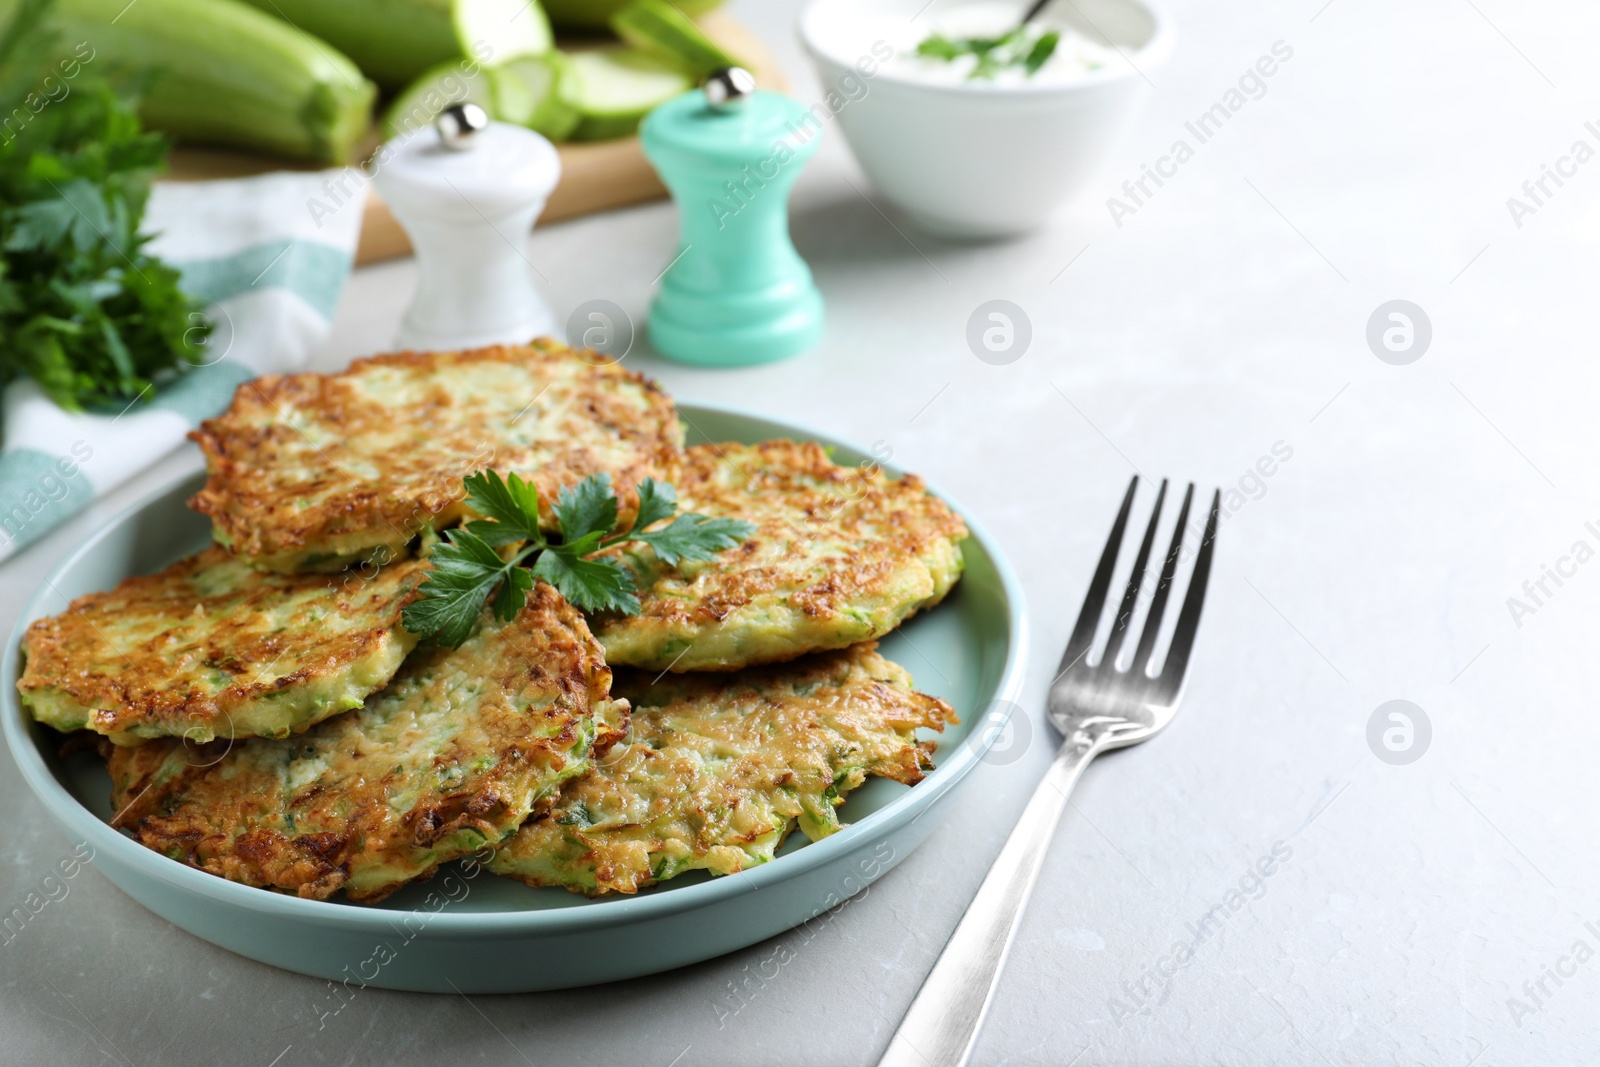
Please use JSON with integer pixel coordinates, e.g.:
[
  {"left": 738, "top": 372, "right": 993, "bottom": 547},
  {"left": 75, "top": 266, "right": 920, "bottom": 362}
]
[{"left": 878, "top": 737, "right": 1099, "bottom": 1067}]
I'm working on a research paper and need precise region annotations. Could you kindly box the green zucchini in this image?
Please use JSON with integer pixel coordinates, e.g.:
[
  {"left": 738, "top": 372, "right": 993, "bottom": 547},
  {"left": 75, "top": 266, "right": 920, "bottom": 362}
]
[
  {"left": 611, "top": 0, "right": 743, "bottom": 79},
  {"left": 559, "top": 47, "right": 690, "bottom": 142},
  {"left": 542, "top": 0, "right": 719, "bottom": 30},
  {"left": 8, "top": 0, "right": 375, "bottom": 163},
  {"left": 236, "top": 0, "right": 553, "bottom": 92}
]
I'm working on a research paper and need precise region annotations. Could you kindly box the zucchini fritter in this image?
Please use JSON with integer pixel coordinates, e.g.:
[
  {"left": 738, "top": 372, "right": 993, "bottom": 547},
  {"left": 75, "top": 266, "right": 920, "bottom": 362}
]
[
  {"left": 17, "top": 547, "right": 427, "bottom": 745},
  {"left": 596, "top": 440, "right": 968, "bottom": 672},
  {"left": 189, "top": 340, "right": 683, "bottom": 573},
  {"left": 106, "top": 584, "right": 628, "bottom": 903},
  {"left": 489, "top": 644, "right": 954, "bottom": 896}
]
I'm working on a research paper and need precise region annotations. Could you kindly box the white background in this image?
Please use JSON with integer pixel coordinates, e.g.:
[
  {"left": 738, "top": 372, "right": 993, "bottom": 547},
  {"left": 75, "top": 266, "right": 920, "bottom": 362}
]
[{"left": 5, "top": 0, "right": 1600, "bottom": 1063}]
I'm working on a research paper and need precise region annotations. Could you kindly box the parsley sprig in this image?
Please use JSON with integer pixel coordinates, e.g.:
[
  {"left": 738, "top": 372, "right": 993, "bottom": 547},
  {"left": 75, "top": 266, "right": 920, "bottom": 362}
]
[
  {"left": 0, "top": 0, "right": 210, "bottom": 410},
  {"left": 915, "top": 27, "right": 1062, "bottom": 79},
  {"left": 401, "top": 470, "right": 754, "bottom": 647}
]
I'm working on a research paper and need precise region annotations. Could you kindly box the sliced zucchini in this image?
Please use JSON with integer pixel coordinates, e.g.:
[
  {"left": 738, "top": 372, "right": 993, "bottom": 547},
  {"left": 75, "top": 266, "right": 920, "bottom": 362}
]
[
  {"left": 381, "top": 60, "right": 495, "bottom": 140},
  {"left": 611, "top": 0, "right": 744, "bottom": 79},
  {"left": 559, "top": 47, "right": 692, "bottom": 142},
  {"left": 453, "top": 0, "right": 553, "bottom": 71},
  {"left": 497, "top": 54, "right": 582, "bottom": 141},
  {"left": 542, "top": 0, "right": 720, "bottom": 30}
]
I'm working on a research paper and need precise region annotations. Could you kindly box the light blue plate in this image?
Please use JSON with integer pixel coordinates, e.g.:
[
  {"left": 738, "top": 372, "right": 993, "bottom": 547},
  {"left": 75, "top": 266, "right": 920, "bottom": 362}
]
[{"left": 1, "top": 403, "right": 1027, "bottom": 992}]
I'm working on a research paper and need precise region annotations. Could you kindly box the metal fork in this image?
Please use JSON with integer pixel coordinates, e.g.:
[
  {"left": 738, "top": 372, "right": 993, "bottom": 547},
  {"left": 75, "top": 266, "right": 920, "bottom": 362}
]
[{"left": 879, "top": 475, "right": 1220, "bottom": 1067}]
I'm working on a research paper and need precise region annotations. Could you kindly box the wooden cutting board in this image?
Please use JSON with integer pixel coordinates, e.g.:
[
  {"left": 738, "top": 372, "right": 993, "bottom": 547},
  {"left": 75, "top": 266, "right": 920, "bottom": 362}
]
[{"left": 162, "top": 12, "right": 787, "bottom": 266}]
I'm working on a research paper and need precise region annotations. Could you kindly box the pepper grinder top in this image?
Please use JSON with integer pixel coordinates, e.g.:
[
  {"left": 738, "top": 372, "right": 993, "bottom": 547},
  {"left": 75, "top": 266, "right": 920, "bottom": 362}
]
[
  {"left": 373, "top": 105, "right": 561, "bottom": 352},
  {"left": 641, "top": 69, "right": 824, "bottom": 367}
]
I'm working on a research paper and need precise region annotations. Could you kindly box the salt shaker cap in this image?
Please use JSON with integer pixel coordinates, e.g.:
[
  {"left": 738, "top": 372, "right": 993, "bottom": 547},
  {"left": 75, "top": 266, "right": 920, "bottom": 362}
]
[
  {"left": 436, "top": 103, "right": 490, "bottom": 150},
  {"left": 704, "top": 67, "right": 757, "bottom": 110},
  {"left": 373, "top": 120, "right": 560, "bottom": 223}
]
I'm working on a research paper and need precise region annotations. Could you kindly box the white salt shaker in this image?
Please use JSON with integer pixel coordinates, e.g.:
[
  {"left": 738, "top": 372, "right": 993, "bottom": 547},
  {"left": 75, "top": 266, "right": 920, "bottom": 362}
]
[{"left": 373, "top": 104, "right": 561, "bottom": 351}]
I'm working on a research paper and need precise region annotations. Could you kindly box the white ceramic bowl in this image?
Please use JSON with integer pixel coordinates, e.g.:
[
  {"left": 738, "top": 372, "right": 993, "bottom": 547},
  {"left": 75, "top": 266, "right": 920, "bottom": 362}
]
[{"left": 799, "top": 0, "right": 1174, "bottom": 238}]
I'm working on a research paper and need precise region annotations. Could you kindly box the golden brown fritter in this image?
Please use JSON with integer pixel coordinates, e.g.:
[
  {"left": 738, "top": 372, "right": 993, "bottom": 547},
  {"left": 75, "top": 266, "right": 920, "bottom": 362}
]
[
  {"left": 490, "top": 643, "right": 954, "bottom": 896},
  {"left": 595, "top": 440, "right": 968, "bottom": 672},
  {"left": 107, "top": 584, "right": 628, "bottom": 903},
  {"left": 17, "top": 547, "right": 428, "bottom": 745},
  {"left": 188, "top": 340, "right": 683, "bottom": 572}
]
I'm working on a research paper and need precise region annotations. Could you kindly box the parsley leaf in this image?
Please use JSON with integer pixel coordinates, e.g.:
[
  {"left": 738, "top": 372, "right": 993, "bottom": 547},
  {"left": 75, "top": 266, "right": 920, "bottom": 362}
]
[
  {"left": 915, "top": 34, "right": 963, "bottom": 61},
  {"left": 461, "top": 469, "right": 541, "bottom": 545},
  {"left": 532, "top": 550, "right": 640, "bottom": 617},
  {"left": 553, "top": 473, "right": 619, "bottom": 543},
  {"left": 402, "top": 469, "right": 754, "bottom": 647},
  {"left": 0, "top": 0, "right": 209, "bottom": 410},
  {"left": 629, "top": 477, "right": 678, "bottom": 533},
  {"left": 402, "top": 528, "right": 523, "bottom": 648},
  {"left": 598, "top": 475, "right": 755, "bottom": 561},
  {"left": 490, "top": 564, "right": 533, "bottom": 623},
  {"left": 1024, "top": 31, "right": 1061, "bottom": 75},
  {"left": 913, "top": 24, "right": 1061, "bottom": 80},
  {"left": 630, "top": 513, "right": 754, "bottom": 567}
]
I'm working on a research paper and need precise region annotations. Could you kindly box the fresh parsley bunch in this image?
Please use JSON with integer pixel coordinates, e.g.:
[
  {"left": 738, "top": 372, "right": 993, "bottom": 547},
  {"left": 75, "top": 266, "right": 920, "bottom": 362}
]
[
  {"left": 402, "top": 470, "right": 755, "bottom": 647},
  {"left": 0, "top": 0, "right": 209, "bottom": 411},
  {"left": 916, "top": 27, "right": 1062, "bottom": 79}
]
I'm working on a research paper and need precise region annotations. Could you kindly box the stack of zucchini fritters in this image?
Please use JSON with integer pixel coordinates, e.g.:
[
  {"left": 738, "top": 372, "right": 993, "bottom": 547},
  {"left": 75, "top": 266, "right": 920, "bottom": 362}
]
[{"left": 16, "top": 340, "right": 968, "bottom": 903}]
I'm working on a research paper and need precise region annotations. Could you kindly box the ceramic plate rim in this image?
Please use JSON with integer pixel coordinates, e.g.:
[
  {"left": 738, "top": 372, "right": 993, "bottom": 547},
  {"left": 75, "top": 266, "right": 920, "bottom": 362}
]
[{"left": 1, "top": 400, "right": 1028, "bottom": 938}]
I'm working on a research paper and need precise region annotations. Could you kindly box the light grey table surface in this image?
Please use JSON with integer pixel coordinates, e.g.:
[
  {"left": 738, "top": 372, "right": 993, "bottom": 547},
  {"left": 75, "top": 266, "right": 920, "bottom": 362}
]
[{"left": 4, "top": 0, "right": 1599, "bottom": 1063}]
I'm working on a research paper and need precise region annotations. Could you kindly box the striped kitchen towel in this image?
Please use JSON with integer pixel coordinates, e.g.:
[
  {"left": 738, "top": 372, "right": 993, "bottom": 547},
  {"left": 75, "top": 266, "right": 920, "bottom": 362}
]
[{"left": 0, "top": 169, "right": 367, "bottom": 563}]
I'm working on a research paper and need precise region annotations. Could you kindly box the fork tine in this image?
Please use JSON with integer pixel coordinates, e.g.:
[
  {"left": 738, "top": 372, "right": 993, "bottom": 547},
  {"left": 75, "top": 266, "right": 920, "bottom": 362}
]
[
  {"left": 1057, "top": 476, "right": 1138, "bottom": 677},
  {"left": 1131, "top": 482, "right": 1195, "bottom": 676},
  {"left": 1100, "top": 479, "right": 1167, "bottom": 669},
  {"left": 1156, "top": 488, "right": 1221, "bottom": 695}
]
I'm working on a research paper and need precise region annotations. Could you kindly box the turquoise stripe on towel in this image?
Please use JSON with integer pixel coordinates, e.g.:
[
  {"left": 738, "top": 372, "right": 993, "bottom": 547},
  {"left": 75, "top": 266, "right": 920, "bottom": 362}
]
[
  {"left": 173, "top": 239, "right": 356, "bottom": 320},
  {"left": 145, "top": 362, "right": 256, "bottom": 423},
  {"left": 0, "top": 448, "right": 97, "bottom": 555}
]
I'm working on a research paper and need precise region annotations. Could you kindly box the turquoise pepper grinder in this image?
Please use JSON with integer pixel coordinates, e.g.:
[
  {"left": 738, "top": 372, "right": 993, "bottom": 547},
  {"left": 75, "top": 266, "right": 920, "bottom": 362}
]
[{"left": 641, "top": 67, "right": 824, "bottom": 366}]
